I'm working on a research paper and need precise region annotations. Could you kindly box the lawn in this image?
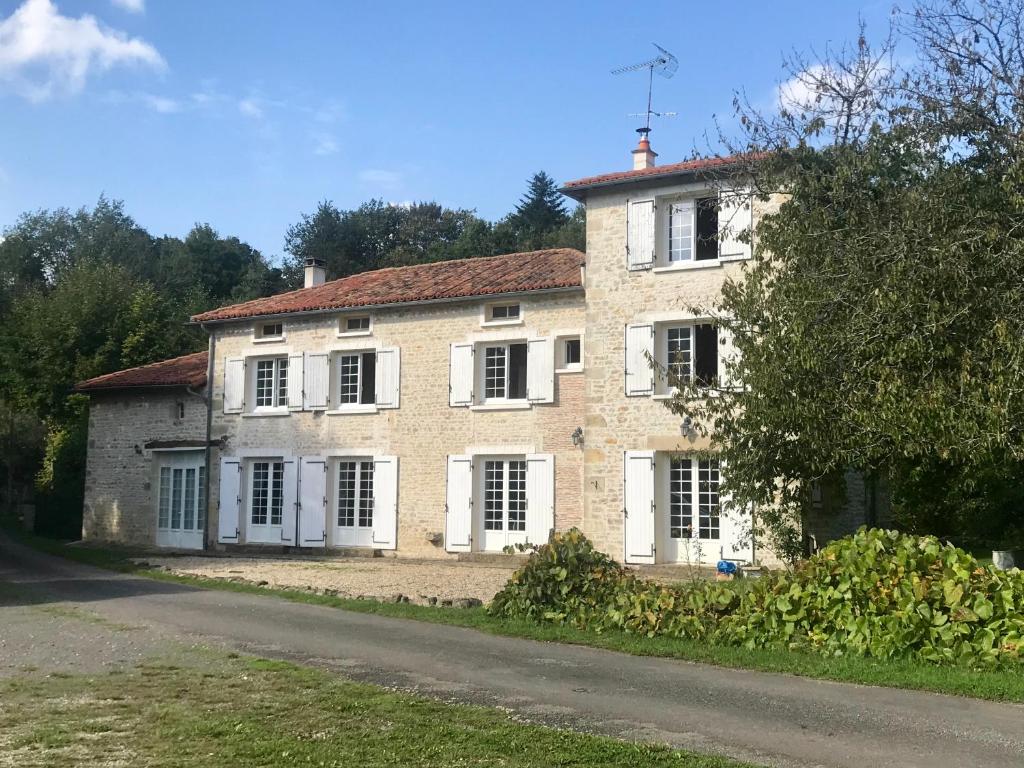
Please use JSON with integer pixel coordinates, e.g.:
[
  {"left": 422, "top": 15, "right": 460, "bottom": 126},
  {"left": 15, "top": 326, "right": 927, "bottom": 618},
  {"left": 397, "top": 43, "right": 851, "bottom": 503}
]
[
  {"left": 12, "top": 528, "right": 1024, "bottom": 704},
  {"left": 0, "top": 650, "right": 754, "bottom": 768}
]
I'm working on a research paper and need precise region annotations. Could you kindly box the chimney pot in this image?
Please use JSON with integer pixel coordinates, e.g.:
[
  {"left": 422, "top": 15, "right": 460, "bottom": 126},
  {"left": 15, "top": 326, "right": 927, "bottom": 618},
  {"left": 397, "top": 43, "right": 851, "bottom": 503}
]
[
  {"left": 304, "top": 257, "right": 326, "bottom": 288},
  {"left": 632, "top": 131, "right": 658, "bottom": 170}
]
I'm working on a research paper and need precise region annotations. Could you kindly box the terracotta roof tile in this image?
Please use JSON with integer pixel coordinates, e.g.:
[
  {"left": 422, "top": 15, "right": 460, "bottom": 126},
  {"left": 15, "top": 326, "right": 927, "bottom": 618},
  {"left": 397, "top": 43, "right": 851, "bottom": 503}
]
[
  {"left": 561, "top": 153, "right": 763, "bottom": 196},
  {"left": 192, "top": 248, "right": 585, "bottom": 323},
  {"left": 76, "top": 351, "right": 208, "bottom": 392}
]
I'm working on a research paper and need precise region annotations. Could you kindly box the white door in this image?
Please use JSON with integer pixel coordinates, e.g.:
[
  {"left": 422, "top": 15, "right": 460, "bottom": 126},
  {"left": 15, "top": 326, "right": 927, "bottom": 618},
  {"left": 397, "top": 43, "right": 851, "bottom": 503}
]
[
  {"left": 246, "top": 459, "right": 288, "bottom": 544},
  {"left": 476, "top": 457, "right": 528, "bottom": 552},
  {"left": 155, "top": 451, "right": 206, "bottom": 550},
  {"left": 660, "top": 456, "right": 734, "bottom": 565},
  {"left": 333, "top": 458, "right": 375, "bottom": 548}
]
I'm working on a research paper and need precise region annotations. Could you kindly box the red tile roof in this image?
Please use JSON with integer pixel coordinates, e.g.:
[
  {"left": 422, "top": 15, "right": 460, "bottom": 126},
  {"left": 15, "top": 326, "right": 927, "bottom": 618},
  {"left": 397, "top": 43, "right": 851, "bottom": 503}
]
[
  {"left": 76, "top": 351, "right": 209, "bottom": 392},
  {"left": 192, "top": 248, "right": 585, "bottom": 323},
  {"left": 561, "top": 153, "right": 763, "bottom": 196}
]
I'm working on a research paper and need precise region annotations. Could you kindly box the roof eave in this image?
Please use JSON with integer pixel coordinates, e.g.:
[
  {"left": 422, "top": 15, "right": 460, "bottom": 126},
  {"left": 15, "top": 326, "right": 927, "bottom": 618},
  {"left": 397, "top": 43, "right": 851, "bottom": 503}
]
[
  {"left": 75, "top": 382, "right": 206, "bottom": 394},
  {"left": 560, "top": 161, "right": 749, "bottom": 199},
  {"left": 191, "top": 283, "right": 585, "bottom": 327}
]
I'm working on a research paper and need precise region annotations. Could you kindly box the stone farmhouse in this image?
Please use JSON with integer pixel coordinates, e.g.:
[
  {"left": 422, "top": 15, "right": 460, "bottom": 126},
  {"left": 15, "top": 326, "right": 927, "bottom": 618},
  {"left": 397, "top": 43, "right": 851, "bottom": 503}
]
[{"left": 78, "top": 138, "right": 881, "bottom": 565}]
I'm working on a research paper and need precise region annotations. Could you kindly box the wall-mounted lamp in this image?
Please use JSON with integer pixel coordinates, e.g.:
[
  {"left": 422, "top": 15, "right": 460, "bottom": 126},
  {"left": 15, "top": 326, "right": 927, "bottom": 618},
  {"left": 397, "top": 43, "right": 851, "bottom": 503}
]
[
  {"left": 133, "top": 444, "right": 143, "bottom": 455},
  {"left": 680, "top": 417, "right": 696, "bottom": 439},
  {"left": 571, "top": 426, "right": 584, "bottom": 447}
]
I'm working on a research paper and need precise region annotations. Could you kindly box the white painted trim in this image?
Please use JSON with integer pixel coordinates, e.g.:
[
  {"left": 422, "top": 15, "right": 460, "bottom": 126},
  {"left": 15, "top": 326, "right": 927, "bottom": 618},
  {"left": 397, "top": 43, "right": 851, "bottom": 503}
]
[
  {"left": 653, "top": 261, "right": 723, "bottom": 274},
  {"left": 252, "top": 336, "right": 286, "bottom": 344},
  {"left": 469, "top": 402, "right": 531, "bottom": 412},
  {"left": 325, "top": 405, "right": 379, "bottom": 415},
  {"left": 465, "top": 328, "right": 536, "bottom": 344},
  {"left": 243, "top": 345, "right": 294, "bottom": 356},
  {"left": 480, "top": 318, "right": 524, "bottom": 328},
  {"left": 718, "top": 254, "right": 752, "bottom": 264}
]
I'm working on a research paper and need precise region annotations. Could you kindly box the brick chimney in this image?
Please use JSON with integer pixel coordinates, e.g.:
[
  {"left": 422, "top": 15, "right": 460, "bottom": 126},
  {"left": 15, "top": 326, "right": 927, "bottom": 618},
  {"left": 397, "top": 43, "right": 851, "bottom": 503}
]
[
  {"left": 632, "top": 129, "right": 657, "bottom": 170},
  {"left": 304, "top": 257, "right": 326, "bottom": 288}
]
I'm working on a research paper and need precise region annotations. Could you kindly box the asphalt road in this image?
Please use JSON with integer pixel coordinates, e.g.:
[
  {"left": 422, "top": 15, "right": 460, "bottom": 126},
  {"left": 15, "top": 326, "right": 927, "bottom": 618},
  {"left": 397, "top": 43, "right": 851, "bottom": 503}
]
[{"left": 2, "top": 534, "right": 1022, "bottom": 768}]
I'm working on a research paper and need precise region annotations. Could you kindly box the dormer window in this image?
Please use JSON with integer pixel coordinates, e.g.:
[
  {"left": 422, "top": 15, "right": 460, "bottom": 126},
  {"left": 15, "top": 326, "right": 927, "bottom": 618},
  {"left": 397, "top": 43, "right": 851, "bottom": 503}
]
[{"left": 258, "top": 322, "right": 283, "bottom": 340}]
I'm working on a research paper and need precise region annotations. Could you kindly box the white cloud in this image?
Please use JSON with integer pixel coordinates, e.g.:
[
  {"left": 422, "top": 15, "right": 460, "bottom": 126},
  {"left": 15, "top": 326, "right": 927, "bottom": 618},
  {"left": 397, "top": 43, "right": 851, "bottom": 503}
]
[
  {"left": 110, "top": 0, "right": 144, "bottom": 13},
  {"left": 141, "top": 93, "right": 179, "bottom": 113},
  {"left": 0, "top": 0, "right": 164, "bottom": 102},
  {"left": 238, "top": 97, "right": 263, "bottom": 119},
  {"left": 312, "top": 134, "right": 338, "bottom": 156},
  {"left": 359, "top": 169, "right": 403, "bottom": 189}
]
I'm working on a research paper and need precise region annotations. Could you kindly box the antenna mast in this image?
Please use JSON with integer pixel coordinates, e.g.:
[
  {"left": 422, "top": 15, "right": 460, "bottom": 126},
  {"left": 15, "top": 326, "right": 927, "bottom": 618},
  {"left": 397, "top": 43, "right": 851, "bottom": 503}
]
[{"left": 612, "top": 43, "right": 678, "bottom": 141}]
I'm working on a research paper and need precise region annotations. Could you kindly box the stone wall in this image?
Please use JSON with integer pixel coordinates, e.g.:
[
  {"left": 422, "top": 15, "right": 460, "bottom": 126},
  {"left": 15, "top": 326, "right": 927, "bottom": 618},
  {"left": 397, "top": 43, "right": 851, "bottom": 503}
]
[
  {"left": 82, "top": 389, "right": 207, "bottom": 546},
  {"left": 209, "top": 290, "right": 586, "bottom": 557}
]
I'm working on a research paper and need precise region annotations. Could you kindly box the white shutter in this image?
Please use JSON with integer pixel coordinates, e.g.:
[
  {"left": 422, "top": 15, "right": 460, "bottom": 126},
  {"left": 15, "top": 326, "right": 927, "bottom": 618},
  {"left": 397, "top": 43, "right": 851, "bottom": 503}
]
[
  {"left": 719, "top": 187, "right": 752, "bottom": 259},
  {"left": 372, "top": 455, "right": 399, "bottom": 550},
  {"left": 526, "top": 338, "right": 554, "bottom": 403},
  {"left": 375, "top": 347, "right": 401, "bottom": 409},
  {"left": 624, "top": 323, "right": 655, "bottom": 396},
  {"left": 217, "top": 457, "right": 241, "bottom": 542},
  {"left": 298, "top": 456, "right": 327, "bottom": 546},
  {"left": 279, "top": 458, "right": 298, "bottom": 544},
  {"left": 623, "top": 450, "right": 656, "bottom": 564},
  {"left": 718, "top": 325, "right": 741, "bottom": 390},
  {"left": 718, "top": 460, "right": 754, "bottom": 564},
  {"left": 525, "top": 453, "right": 554, "bottom": 546},
  {"left": 626, "top": 198, "right": 656, "bottom": 270},
  {"left": 303, "top": 352, "right": 330, "bottom": 410},
  {"left": 223, "top": 358, "right": 245, "bottom": 413},
  {"left": 287, "top": 354, "right": 304, "bottom": 410},
  {"left": 449, "top": 343, "right": 474, "bottom": 406},
  {"left": 445, "top": 455, "right": 473, "bottom": 552}
]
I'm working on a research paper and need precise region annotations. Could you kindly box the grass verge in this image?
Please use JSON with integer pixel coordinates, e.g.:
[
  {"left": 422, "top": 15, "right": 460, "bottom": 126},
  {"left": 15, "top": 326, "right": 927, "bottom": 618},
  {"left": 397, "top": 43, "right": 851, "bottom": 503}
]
[
  {"left": 11, "top": 528, "right": 1024, "bottom": 704},
  {"left": 0, "top": 649, "right": 753, "bottom": 767}
]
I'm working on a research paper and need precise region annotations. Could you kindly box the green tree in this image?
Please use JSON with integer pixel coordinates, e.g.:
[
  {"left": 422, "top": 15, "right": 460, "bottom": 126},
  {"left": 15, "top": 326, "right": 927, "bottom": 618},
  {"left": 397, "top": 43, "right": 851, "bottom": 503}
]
[{"left": 669, "top": 0, "right": 1024, "bottom": 558}]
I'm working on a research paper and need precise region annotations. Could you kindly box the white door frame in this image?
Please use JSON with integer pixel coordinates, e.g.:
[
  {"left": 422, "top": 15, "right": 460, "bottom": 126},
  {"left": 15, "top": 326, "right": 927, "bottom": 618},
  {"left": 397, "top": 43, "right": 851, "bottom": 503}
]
[
  {"left": 474, "top": 455, "right": 528, "bottom": 552},
  {"left": 154, "top": 450, "right": 205, "bottom": 550},
  {"left": 245, "top": 457, "right": 286, "bottom": 544},
  {"left": 331, "top": 457, "right": 375, "bottom": 548}
]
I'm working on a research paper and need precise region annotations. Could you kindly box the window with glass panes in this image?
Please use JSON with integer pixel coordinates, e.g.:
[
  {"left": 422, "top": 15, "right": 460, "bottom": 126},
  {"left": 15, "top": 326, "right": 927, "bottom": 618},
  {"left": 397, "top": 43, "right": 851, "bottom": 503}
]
[
  {"left": 254, "top": 357, "right": 288, "bottom": 408},
  {"left": 157, "top": 464, "right": 205, "bottom": 533},
  {"left": 668, "top": 458, "right": 720, "bottom": 540},
  {"left": 483, "top": 459, "right": 527, "bottom": 532},
  {"left": 337, "top": 460, "right": 374, "bottom": 528},
  {"left": 250, "top": 461, "right": 284, "bottom": 526},
  {"left": 483, "top": 343, "right": 527, "bottom": 400},
  {"left": 337, "top": 352, "right": 376, "bottom": 405},
  {"left": 664, "top": 324, "right": 718, "bottom": 387}
]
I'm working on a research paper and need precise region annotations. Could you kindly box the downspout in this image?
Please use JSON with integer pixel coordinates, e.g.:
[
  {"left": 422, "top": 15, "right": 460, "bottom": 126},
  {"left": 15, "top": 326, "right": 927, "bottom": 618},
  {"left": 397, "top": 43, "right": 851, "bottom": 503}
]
[{"left": 202, "top": 325, "right": 216, "bottom": 551}]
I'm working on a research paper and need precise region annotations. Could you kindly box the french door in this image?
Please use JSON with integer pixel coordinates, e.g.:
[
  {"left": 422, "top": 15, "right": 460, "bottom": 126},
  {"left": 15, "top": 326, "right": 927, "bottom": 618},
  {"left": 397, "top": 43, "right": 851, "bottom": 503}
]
[
  {"left": 334, "top": 459, "right": 375, "bottom": 547},
  {"left": 661, "top": 457, "right": 721, "bottom": 563},
  {"left": 155, "top": 451, "right": 205, "bottom": 550},
  {"left": 477, "top": 457, "right": 528, "bottom": 551},
  {"left": 247, "top": 459, "right": 286, "bottom": 543}
]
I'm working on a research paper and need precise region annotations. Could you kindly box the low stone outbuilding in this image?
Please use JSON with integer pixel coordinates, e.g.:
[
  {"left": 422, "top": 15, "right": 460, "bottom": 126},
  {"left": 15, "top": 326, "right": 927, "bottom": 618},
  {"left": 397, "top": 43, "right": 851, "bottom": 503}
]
[{"left": 77, "top": 351, "right": 210, "bottom": 549}]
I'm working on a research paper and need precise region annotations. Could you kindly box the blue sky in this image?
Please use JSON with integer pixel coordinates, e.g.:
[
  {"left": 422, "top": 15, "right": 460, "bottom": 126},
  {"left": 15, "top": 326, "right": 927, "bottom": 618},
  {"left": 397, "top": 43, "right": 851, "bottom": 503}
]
[{"left": 0, "top": 0, "right": 892, "bottom": 262}]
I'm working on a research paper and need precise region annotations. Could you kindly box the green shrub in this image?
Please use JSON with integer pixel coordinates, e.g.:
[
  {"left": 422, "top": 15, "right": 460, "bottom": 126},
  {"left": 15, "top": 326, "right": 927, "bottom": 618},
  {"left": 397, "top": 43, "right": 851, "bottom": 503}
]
[{"left": 489, "top": 528, "right": 1024, "bottom": 666}]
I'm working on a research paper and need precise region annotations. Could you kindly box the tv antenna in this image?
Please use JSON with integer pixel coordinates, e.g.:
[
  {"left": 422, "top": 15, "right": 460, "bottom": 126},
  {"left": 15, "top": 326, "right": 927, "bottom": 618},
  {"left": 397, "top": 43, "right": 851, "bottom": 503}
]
[{"left": 612, "top": 43, "right": 678, "bottom": 140}]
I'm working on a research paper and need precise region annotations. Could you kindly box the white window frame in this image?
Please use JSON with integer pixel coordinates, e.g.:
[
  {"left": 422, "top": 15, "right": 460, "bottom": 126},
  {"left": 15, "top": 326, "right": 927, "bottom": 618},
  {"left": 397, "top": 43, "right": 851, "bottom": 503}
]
[
  {"left": 251, "top": 356, "right": 289, "bottom": 413},
  {"left": 338, "top": 314, "right": 372, "bottom": 337},
  {"left": 555, "top": 334, "right": 583, "bottom": 373},
  {"left": 478, "top": 340, "right": 528, "bottom": 404},
  {"left": 654, "top": 193, "right": 719, "bottom": 269},
  {"left": 253, "top": 321, "right": 285, "bottom": 343},
  {"left": 333, "top": 349, "right": 376, "bottom": 410},
  {"left": 653, "top": 321, "right": 718, "bottom": 397},
  {"left": 334, "top": 457, "right": 375, "bottom": 530},
  {"left": 481, "top": 301, "right": 524, "bottom": 327}
]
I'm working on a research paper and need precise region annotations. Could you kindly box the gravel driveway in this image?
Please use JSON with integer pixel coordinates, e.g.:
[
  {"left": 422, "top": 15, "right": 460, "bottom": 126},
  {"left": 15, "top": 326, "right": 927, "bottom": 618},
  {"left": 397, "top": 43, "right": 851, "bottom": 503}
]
[{"left": 136, "top": 556, "right": 520, "bottom": 605}]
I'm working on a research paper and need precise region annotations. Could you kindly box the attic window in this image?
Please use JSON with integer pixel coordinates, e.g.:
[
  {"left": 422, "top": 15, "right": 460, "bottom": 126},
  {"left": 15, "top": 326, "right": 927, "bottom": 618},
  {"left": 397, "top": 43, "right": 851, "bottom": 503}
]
[
  {"left": 259, "top": 322, "right": 283, "bottom": 339},
  {"left": 484, "top": 303, "right": 522, "bottom": 325},
  {"left": 340, "top": 315, "right": 372, "bottom": 335}
]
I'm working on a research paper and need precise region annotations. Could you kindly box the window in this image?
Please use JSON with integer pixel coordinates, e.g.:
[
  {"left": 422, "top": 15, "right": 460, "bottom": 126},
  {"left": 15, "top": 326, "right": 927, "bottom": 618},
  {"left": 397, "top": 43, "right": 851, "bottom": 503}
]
[
  {"left": 259, "top": 322, "right": 283, "bottom": 339},
  {"left": 483, "top": 343, "right": 527, "bottom": 400},
  {"left": 483, "top": 459, "right": 527, "bottom": 532},
  {"left": 250, "top": 461, "right": 284, "bottom": 527},
  {"left": 337, "top": 352, "right": 376, "bottom": 405},
  {"left": 555, "top": 335, "right": 582, "bottom": 371},
  {"left": 663, "top": 324, "right": 717, "bottom": 388},
  {"left": 254, "top": 357, "right": 288, "bottom": 408},
  {"left": 564, "top": 337, "right": 581, "bottom": 366},
  {"left": 669, "top": 458, "right": 720, "bottom": 540},
  {"left": 175, "top": 401, "right": 185, "bottom": 420},
  {"left": 486, "top": 303, "right": 521, "bottom": 323},
  {"left": 342, "top": 315, "right": 371, "bottom": 334},
  {"left": 663, "top": 196, "right": 718, "bottom": 265},
  {"left": 337, "top": 460, "right": 374, "bottom": 528}
]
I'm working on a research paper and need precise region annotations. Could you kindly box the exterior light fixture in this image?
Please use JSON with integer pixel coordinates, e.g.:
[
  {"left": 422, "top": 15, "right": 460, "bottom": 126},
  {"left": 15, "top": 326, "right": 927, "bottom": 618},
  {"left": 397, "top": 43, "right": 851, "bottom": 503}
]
[{"left": 571, "top": 427, "right": 584, "bottom": 447}]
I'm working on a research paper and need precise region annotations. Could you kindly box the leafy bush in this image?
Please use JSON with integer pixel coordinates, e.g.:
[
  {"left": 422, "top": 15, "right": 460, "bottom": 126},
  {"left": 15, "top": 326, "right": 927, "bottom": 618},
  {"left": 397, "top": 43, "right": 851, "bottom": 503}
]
[{"left": 489, "top": 528, "right": 1024, "bottom": 666}]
